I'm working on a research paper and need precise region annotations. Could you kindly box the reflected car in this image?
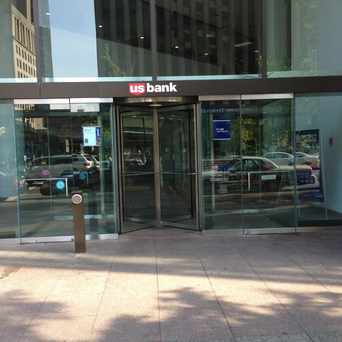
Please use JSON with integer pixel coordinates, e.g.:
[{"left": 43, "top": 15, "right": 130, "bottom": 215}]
[
  {"left": 39, "top": 168, "right": 100, "bottom": 196},
  {"left": 263, "top": 152, "right": 294, "bottom": 166},
  {"left": 26, "top": 154, "right": 97, "bottom": 186},
  {"left": 124, "top": 152, "right": 153, "bottom": 172},
  {"left": 295, "top": 152, "right": 320, "bottom": 169},
  {"left": 203, "top": 156, "right": 315, "bottom": 194}
]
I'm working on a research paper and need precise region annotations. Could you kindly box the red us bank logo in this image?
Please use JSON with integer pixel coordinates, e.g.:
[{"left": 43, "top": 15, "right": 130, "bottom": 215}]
[
  {"left": 129, "top": 83, "right": 146, "bottom": 96},
  {"left": 129, "top": 82, "right": 178, "bottom": 96}
]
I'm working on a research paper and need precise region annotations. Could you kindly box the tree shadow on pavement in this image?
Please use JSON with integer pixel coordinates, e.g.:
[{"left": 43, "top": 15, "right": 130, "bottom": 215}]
[
  {"left": 96, "top": 286, "right": 342, "bottom": 342},
  {"left": 0, "top": 290, "right": 68, "bottom": 341}
]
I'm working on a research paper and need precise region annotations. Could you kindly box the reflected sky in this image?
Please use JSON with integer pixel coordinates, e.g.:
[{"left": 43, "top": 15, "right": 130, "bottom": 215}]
[{"left": 47, "top": 0, "right": 98, "bottom": 77}]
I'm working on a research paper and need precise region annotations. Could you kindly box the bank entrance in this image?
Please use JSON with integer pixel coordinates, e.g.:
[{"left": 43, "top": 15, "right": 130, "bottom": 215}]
[
  {"left": 117, "top": 98, "right": 200, "bottom": 233},
  {"left": 9, "top": 93, "right": 327, "bottom": 242}
]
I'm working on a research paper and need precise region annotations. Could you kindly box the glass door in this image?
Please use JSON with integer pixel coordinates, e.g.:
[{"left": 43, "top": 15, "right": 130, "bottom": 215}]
[
  {"left": 119, "top": 103, "right": 200, "bottom": 233},
  {"left": 119, "top": 107, "right": 156, "bottom": 232},
  {"left": 159, "top": 105, "right": 199, "bottom": 229},
  {"left": 200, "top": 97, "right": 243, "bottom": 230},
  {"left": 200, "top": 94, "right": 296, "bottom": 231},
  {"left": 15, "top": 100, "right": 117, "bottom": 239},
  {"left": 240, "top": 95, "right": 296, "bottom": 230}
]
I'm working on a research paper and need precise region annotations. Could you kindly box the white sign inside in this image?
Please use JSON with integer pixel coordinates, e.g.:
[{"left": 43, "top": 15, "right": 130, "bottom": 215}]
[{"left": 83, "top": 126, "right": 101, "bottom": 147}]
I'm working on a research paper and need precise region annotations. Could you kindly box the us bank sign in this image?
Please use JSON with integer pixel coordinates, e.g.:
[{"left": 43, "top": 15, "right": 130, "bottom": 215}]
[{"left": 129, "top": 82, "right": 178, "bottom": 96}]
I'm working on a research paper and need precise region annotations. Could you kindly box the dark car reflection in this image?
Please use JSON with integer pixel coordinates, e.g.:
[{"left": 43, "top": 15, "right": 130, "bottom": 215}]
[
  {"left": 24, "top": 154, "right": 112, "bottom": 196},
  {"left": 203, "top": 156, "right": 317, "bottom": 195},
  {"left": 123, "top": 151, "right": 153, "bottom": 173},
  {"left": 39, "top": 168, "right": 100, "bottom": 196}
]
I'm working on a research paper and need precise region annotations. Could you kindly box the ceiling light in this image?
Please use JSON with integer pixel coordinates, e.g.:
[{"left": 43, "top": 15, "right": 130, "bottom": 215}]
[
  {"left": 46, "top": 12, "right": 51, "bottom": 16},
  {"left": 174, "top": 45, "right": 179, "bottom": 49},
  {"left": 139, "top": 35, "right": 145, "bottom": 40},
  {"left": 98, "top": 25, "right": 103, "bottom": 28},
  {"left": 234, "top": 41, "right": 252, "bottom": 48}
]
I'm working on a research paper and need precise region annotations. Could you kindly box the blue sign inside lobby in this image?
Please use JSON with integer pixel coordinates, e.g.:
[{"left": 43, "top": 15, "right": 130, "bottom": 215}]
[{"left": 213, "top": 120, "right": 231, "bottom": 140}]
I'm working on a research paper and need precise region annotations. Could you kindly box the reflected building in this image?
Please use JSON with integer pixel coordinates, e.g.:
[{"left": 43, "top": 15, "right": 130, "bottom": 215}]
[
  {"left": 11, "top": 0, "right": 36, "bottom": 78},
  {"left": 94, "top": 0, "right": 152, "bottom": 77},
  {"left": 94, "top": 0, "right": 261, "bottom": 77},
  {"left": 155, "top": 0, "right": 261, "bottom": 76}
]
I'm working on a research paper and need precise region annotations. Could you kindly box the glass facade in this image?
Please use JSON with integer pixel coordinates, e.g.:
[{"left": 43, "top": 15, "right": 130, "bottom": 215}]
[
  {"left": 1, "top": 0, "right": 342, "bottom": 241},
  {"left": 201, "top": 97, "right": 296, "bottom": 230},
  {"left": 14, "top": 101, "right": 117, "bottom": 238},
  {"left": 0, "top": 102, "right": 19, "bottom": 238},
  {"left": 295, "top": 94, "right": 342, "bottom": 225},
  {"left": 2, "top": 0, "right": 342, "bottom": 81},
  {"left": 200, "top": 93, "right": 342, "bottom": 230},
  {"left": 156, "top": 0, "right": 261, "bottom": 78},
  {"left": 39, "top": 0, "right": 153, "bottom": 81},
  {"left": 0, "top": 0, "right": 37, "bottom": 82},
  {"left": 37, "top": 0, "right": 262, "bottom": 81},
  {"left": 266, "top": 0, "right": 342, "bottom": 77},
  {"left": 2, "top": 93, "right": 342, "bottom": 239}
]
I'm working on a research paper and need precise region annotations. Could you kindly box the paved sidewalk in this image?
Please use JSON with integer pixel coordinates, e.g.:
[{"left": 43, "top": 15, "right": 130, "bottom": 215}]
[{"left": 0, "top": 229, "right": 342, "bottom": 342}]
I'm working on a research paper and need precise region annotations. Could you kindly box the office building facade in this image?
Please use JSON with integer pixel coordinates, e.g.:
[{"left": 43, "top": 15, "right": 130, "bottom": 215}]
[{"left": 1, "top": 0, "right": 342, "bottom": 241}]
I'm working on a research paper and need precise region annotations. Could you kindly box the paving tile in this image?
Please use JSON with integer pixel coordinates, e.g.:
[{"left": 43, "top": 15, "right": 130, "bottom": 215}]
[
  {"left": 203, "top": 258, "right": 303, "bottom": 337},
  {"left": 310, "top": 330, "right": 342, "bottom": 342},
  {"left": 93, "top": 314, "right": 160, "bottom": 342},
  {"left": 236, "top": 334, "right": 311, "bottom": 342},
  {"left": 0, "top": 230, "right": 342, "bottom": 342}
]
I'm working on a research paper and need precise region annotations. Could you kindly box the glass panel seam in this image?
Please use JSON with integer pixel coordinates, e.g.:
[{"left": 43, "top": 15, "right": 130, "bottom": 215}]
[{"left": 13, "top": 102, "right": 23, "bottom": 242}]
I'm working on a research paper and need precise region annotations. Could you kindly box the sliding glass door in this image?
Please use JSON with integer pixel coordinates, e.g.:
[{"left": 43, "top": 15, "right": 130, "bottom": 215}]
[
  {"left": 201, "top": 94, "right": 297, "bottom": 231},
  {"left": 201, "top": 97, "right": 243, "bottom": 229},
  {"left": 240, "top": 95, "right": 296, "bottom": 230}
]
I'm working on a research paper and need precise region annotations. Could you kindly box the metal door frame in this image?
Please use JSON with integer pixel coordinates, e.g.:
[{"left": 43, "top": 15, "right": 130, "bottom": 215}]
[
  {"left": 153, "top": 108, "right": 162, "bottom": 227},
  {"left": 117, "top": 100, "right": 201, "bottom": 233}
]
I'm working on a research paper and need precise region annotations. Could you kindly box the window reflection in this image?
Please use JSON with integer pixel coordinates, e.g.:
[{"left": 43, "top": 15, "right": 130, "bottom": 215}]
[
  {"left": 201, "top": 99, "right": 297, "bottom": 230},
  {"left": 95, "top": 0, "right": 152, "bottom": 78},
  {"left": 16, "top": 103, "right": 117, "bottom": 237},
  {"left": 0, "top": 103, "right": 19, "bottom": 238},
  {"left": 295, "top": 94, "right": 342, "bottom": 225},
  {"left": 0, "top": 0, "right": 37, "bottom": 81},
  {"left": 39, "top": 0, "right": 152, "bottom": 80},
  {"left": 4, "top": 0, "right": 342, "bottom": 81},
  {"left": 156, "top": 0, "right": 261, "bottom": 77},
  {"left": 266, "top": 0, "right": 342, "bottom": 77}
]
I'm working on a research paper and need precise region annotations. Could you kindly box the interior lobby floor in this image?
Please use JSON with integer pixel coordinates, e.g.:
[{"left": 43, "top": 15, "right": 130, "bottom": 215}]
[{"left": 1, "top": 228, "right": 342, "bottom": 342}]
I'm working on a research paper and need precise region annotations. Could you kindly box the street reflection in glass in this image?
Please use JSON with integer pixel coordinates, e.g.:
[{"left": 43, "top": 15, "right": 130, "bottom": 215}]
[
  {"left": 202, "top": 98, "right": 300, "bottom": 230},
  {"left": 16, "top": 103, "right": 116, "bottom": 237}
]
